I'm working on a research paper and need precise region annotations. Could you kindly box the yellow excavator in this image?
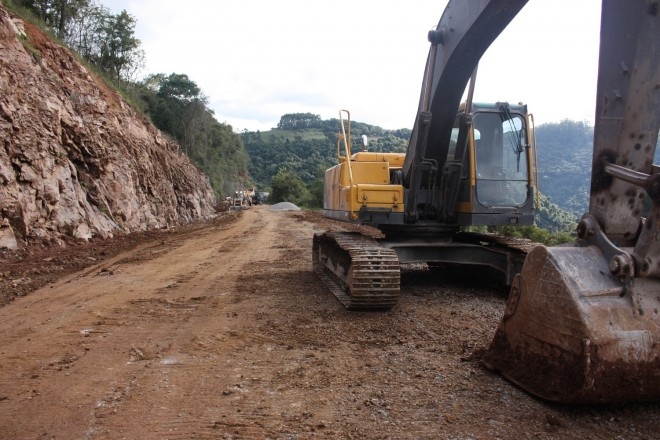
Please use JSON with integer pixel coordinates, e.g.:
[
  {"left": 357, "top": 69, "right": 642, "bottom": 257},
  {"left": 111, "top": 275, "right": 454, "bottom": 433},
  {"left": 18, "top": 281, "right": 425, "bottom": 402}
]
[{"left": 313, "top": 0, "right": 659, "bottom": 404}]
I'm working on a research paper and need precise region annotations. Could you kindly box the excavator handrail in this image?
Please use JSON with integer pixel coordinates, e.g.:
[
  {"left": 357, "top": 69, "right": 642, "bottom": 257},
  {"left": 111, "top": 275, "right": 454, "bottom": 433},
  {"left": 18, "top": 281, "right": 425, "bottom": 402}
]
[
  {"left": 338, "top": 109, "right": 356, "bottom": 219},
  {"left": 337, "top": 109, "right": 351, "bottom": 162}
]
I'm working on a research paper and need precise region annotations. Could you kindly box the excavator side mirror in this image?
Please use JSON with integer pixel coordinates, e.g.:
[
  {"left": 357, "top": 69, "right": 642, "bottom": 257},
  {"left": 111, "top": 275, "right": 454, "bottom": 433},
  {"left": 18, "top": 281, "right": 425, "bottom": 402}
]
[{"left": 361, "top": 135, "right": 368, "bottom": 150}]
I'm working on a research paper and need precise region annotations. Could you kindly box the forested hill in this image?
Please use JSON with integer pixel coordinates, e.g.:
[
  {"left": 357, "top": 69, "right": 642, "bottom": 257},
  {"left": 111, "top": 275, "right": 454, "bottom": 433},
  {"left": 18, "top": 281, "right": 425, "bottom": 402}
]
[
  {"left": 536, "top": 121, "right": 660, "bottom": 217},
  {"left": 242, "top": 112, "right": 411, "bottom": 186}
]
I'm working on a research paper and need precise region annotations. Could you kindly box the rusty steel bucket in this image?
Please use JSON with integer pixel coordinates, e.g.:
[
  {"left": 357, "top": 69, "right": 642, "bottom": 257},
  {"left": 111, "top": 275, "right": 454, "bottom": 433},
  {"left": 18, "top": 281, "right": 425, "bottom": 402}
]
[{"left": 485, "top": 244, "right": 660, "bottom": 404}]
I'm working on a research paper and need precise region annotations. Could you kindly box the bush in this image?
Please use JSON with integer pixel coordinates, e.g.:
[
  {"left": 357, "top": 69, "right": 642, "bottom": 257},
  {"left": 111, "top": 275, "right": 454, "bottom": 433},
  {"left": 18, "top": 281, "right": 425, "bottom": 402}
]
[{"left": 271, "top": 168, "right": 312, "bottom": 207}]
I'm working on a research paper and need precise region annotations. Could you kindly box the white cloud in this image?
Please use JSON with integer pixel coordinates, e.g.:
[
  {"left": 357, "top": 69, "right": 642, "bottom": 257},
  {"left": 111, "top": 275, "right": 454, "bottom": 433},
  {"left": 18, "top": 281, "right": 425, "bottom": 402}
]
[{"left": 104, "top": 0, "right": 601, "bottom": 132}]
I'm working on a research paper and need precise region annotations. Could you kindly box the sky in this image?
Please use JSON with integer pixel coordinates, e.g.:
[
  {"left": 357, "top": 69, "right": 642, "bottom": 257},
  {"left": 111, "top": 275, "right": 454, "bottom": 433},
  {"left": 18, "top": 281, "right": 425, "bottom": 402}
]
[{"left": 103, "top": 0, "right": 602, "bottom": 132}]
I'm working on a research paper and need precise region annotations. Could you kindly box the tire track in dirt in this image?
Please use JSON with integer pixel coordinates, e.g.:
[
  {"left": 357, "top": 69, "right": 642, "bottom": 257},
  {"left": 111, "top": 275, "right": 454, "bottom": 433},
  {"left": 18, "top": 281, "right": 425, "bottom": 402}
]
[
  {"left": 80, "top": 207, "right": 303, "bottom": 439},
  {"left": 0, "top": 208, "right": 281, "bottom": 439}
]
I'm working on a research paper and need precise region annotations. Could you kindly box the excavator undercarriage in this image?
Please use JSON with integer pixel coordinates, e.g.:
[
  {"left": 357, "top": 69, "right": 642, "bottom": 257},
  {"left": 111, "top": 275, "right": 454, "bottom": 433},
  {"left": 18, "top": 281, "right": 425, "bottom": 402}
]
[{"left": 313, "top": 232, "right": 400, "bottom": 310}]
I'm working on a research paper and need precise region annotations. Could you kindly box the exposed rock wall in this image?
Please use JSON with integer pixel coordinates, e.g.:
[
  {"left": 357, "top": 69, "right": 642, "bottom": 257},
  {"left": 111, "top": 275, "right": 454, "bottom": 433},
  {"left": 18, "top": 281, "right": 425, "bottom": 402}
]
[{"left": 0, "top": 6, "right": 216, "bottom": 246}]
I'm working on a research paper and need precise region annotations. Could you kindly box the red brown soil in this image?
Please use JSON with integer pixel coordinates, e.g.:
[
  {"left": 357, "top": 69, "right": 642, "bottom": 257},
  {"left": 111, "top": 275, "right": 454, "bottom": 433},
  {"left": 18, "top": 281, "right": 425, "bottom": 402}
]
[{"left": 0, "top": 207, "right": 658, "bottom": 439}]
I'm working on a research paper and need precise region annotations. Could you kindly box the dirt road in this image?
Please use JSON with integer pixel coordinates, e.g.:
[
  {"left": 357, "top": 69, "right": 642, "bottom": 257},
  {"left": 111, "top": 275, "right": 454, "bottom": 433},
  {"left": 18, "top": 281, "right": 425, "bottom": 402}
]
[{"left": 0, "top": 206, "right": 658, "bottom": 439}]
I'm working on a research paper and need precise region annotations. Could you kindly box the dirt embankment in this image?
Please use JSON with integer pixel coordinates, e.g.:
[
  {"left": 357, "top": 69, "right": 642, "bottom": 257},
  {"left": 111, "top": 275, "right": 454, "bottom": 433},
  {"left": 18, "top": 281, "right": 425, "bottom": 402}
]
[
  {"left": 0, "top": 5, "right": 215, "bottom": 247},
  {"left": 0, "top": 207, "right": 658, "bottom": 439}
]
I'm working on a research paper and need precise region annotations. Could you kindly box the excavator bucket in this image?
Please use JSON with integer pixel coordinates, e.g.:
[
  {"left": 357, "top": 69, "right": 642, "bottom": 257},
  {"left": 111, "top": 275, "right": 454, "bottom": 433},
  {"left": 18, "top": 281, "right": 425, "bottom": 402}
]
[{"left": 485, "top": 245, "right": 660, "bottom": 404}]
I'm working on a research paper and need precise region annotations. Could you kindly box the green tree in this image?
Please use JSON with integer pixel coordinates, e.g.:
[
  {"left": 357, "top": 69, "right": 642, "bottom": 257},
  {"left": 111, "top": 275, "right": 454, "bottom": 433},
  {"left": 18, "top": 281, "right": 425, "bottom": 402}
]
[
  {"left": 64, "top": 1, "right": 108, "bottom": 60},
  {"left": 145, "top": 73, "right": 208, "bottom": 156},
  {"left": 277, "top": 113, "right": 322, "bottom": 130},
  {"left": 13, "top": 0, "right": 89, "bottom": 38},
  {"left": 96, "top": 10, "right": 142, "bottom": 84},
  {"left": 25, "top": 0, "right": 145, "bottom": 84},
  {"left": 135, "top": 73, "right": 250, "bottom": 197},
  {"left": 271, "top": 168, "right": 311, "bottom": 206},
  {"left": 12, "top": 0, "right": 145, "bottom": 85},
  {"left": 307, "top": 175, "right": 324, "bottom": 209}
]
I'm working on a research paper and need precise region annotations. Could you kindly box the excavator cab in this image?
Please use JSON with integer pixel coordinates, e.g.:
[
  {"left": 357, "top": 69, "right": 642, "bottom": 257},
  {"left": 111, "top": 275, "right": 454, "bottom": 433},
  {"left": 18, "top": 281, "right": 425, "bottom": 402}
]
[
  {"left": 474, "top": 106, "right": 529, "bottom": 207},
  {"left": 451, "top": 102, "right": 537, "bottom": 227},
  {"left": 321, "top": 103, "right": 537, "bottom": 231}
]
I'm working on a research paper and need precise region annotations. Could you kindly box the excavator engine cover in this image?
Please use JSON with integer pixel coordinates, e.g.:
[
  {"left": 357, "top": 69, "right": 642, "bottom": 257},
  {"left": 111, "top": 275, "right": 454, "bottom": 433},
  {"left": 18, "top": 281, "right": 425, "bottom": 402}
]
[{"left": 485, "top": 245, "right": 660, "bottom": 404}]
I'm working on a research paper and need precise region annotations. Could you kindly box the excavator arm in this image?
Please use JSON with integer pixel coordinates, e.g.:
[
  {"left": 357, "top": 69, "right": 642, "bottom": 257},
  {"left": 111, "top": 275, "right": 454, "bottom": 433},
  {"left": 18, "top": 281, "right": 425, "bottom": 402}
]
[
  {"left": 402, "top": 0, "right": 528, "bottom": 187},
  {"left": 589, "top": 0, "right": 660, "bottom": 264}
]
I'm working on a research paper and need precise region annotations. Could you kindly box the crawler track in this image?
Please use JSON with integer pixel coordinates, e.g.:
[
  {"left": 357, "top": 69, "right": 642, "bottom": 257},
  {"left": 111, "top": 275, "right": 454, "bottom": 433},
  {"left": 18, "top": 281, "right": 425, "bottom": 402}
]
[{"left": 312, "top": 232, "right": 400, "bottom": 309}]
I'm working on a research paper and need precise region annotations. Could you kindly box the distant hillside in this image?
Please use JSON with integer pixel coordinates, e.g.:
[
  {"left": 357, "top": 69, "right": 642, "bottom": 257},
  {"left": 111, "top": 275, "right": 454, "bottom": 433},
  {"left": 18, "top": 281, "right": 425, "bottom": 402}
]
[
  {"left": 536, "top": 194, "right": 578, "bottom": 233},
  {"left": 535, "top": 120, "right": 592, "bottom": 216},
  {"left": 535, "top": 120, "right": 660, "bottom": 217}
]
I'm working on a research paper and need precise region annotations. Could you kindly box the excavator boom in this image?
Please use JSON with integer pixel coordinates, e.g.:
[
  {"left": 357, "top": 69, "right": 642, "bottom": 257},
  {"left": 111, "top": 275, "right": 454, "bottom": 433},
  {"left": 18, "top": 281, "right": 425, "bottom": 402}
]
[{"left": 402, "top": 0, "right": 528, "bottom": 185}]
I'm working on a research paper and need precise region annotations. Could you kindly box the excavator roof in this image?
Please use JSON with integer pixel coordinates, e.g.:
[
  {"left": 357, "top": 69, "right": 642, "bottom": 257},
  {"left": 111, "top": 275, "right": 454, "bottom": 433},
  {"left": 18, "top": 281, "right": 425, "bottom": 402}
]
[{"left": 459, "top": 101, "right": 528, "bottom": 114}]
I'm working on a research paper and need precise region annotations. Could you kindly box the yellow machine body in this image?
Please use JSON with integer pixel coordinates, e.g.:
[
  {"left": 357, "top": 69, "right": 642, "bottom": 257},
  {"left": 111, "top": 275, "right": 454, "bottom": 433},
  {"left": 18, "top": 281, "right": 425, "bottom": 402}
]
[
  {"left": 323, "top": 151, "right": 405, "bottom": 221},
  {"left": 323, "top": 108, "right": 537, "bottom": 229}
]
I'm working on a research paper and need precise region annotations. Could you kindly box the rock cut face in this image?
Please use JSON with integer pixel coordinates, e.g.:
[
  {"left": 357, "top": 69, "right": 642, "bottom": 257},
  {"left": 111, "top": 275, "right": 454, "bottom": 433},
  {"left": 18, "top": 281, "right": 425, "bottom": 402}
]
[{"left": 0, "top": 7, "right": 216, "bottom": 245}]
